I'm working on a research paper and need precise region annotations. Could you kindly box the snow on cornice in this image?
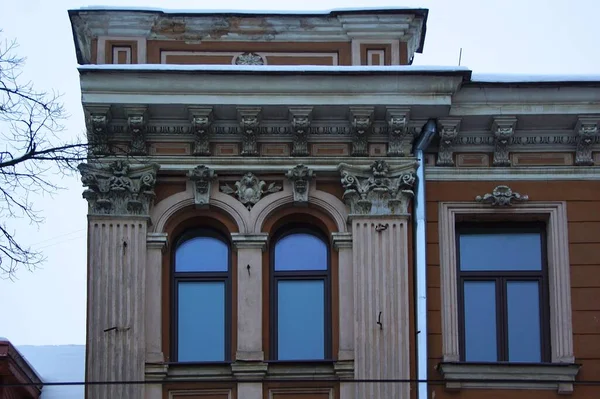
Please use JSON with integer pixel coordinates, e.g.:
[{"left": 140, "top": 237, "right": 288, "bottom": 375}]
[{"left": 72, "top": 6, "right": 427, "bottom": 15}]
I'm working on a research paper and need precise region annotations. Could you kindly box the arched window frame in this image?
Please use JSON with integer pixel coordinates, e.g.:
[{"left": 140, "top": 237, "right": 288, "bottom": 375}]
[
  {"left": 171, "top": 228, "right": 232, "bottom": 363},
  {"left": 270, "top": 225, "right": 332, "bottom": 361}
]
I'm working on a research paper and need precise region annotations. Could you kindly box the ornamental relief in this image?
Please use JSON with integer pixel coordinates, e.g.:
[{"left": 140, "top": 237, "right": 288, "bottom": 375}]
[{"left": 220, "top": 173, "right": 282, "bottom": 210}]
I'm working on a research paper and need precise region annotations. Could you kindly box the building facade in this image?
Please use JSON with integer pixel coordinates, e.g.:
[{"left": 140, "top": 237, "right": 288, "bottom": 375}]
[{"left": 69, "top": 7, "right": 600, "bottom": 399}]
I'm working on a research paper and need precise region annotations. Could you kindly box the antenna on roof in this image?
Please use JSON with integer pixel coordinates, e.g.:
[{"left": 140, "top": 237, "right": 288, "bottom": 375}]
[{"left": 458, "top": 48, "right": 463, "bottom": 66}]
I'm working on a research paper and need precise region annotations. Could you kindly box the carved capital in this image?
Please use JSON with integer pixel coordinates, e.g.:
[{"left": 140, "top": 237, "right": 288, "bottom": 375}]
[
  {"left": 85, "top": 106, "right": 112, "bottom": 155},
  {"left": 475, "top": 185, "right": 529, "bottom": 206},
  {"left": 289, "top": 107, "right": 313, "bottom": 156},
  {"left": 286, "top": 164, "right": 314, "bottom": 204},
  {"left": 350, "top": 107, "right": 374, "bottom": 157},
  {"left": 234, "top": 52, "right": 265, "bottom": 65},
  {"left": 78, "top": 161, "right": 160, "bottom": 216},
  {"left": 188, "top": 106, "right": 213, "bottom": 156},
  {"left": 338, "top": 160, "right": 417, "bottom": 216},
  {"left": 238, "top": 107, "right": 261, "bottom": 156},
  {"left": 491, "top": 116, "right": 517, "bottom": 166},
  {"left": 221, "top": 172, "right": 281, "bottom": 210},
  {"left": 386, "top": 107, "right": 411, "bottom": 157},
  {"left": 575, "top": 116, "right": 599, "bottom": 166},
  {"left": 126, "top": 107, "right": 148, "bottom": 155},
  {"left": 436, "top": 118, "right": 462, "bottom": 166},
  {"left": 188, "top": 165, "right": 216, "bottom": 207}
]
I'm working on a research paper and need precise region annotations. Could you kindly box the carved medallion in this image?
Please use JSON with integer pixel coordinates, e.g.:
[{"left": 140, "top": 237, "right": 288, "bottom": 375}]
[
  {"left": 78, "top": 161, "right": 160, "bottom": 216},
  {"left": 339, "top": 160, "right": 417, "bottom": 215},
  {"left": 234, "top": 52, "right": 265, "bottom": 65},
  {"left": 475, "top": 185, "right": 528, "bottom": 206},
  {"left": 220, "top": 173, "right": 281, "bottom": 210}
]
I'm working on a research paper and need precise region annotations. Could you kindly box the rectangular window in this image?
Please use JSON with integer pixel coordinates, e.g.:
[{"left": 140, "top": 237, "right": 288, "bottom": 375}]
[{"left": 457, "top": 224, "right": 549, "bottom": 363}]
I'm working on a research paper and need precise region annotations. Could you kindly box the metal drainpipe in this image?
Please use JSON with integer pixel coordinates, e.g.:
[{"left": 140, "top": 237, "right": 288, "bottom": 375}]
[{"left": 413, "top": 119, "right": 437, "bottom": 399}]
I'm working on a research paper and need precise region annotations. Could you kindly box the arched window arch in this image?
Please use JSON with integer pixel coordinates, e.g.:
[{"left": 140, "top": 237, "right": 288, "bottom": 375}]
[
  {"left": 172, "top": 229, "right": 231, "bottom": 362},
  {"left": 271, "top": 226, "right": 331, "bottom": 361}
]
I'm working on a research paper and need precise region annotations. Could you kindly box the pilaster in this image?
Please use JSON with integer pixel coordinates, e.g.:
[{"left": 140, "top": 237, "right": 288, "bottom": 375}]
[
  {"left": 231, "top": 233, "right": 269, "bottom": 362},
  {"left": 79, "top": 161, "right": 159, "bottom": 399},
  {"left": 146, "top": 232, "right": 168, "bottom": 364}
]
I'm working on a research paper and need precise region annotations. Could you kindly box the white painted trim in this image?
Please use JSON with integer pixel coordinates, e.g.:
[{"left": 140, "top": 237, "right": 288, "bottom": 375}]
[
  {"left": 351, "top": 39, "right": 401, "bottom": 65},
  {"left": 367, "top": 50, "right": 385, "bottom": 66},
  {"left": 426, "top": 166, "right": 600, "bottom": 180},
  {"left": 351, "top": 40, "right": 360, "bottom": 65},
  {"left": 96, "top": 36, "right": 146, "bottom": 64},
  {"left": 112, "top": 46, "right": 131, "bottom": 64}
]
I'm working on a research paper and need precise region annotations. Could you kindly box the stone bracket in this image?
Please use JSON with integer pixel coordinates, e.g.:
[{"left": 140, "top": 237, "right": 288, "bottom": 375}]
[
  {"left": 125, "top": 106, "right": 148, "bottom": 155},
  {"left": 188, "top": 165, "right": 216, "bottom": 208},
  {"left": 286, "top": 164, "right": 314, "bottom": 204},
  {"left": 575, "top": 115, "right": 600, "bottom": 166},
  {"left": 385, "top": 107, "right": 411, "bottom": 157},
  {"left": 238, "top": 107, "right": 262, "bottom": 156},
  {"left": 85, "top": 104, "right": 112, "bottom": 155},
  {"left": 188, "top": 106, "right": 213, "bottom": 156},
  {"left": 349, "top": 106, "right": 374, "bottom": 157},
  {"left": 491, "top": 116, "right": 517, "bottom": 166},
  {"left": 436, "top": 118, "right": 462, "bottom": 166},
  {"left": 289, "top": 107, "right": 313, "bottom": 156}
]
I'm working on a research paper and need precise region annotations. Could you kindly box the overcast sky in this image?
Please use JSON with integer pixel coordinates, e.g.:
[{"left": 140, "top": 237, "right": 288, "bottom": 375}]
[{"left": 0, "top": 0, "right": 598, "bottom": 346}]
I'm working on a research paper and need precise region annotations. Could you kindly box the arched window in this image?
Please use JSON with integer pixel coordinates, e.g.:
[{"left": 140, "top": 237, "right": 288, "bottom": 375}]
[
  {"left": 271, "top": 227, "right": 330, "bottom": 360},
  {"left": 173, "top": 229, "right": 230, "bottom": 362}
]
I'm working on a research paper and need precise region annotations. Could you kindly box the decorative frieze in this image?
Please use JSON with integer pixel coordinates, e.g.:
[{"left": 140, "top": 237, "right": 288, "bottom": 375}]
[
  {"left": 220, "top": 173, "right": 281, "bottom": 210},
  {"left": 188, "top": 106, "right": 213, "bottom": 156},
  {"left": 349, "top": 107, "right": 374, "bottom": 157},
  {"left": 85, "top": 106, "right": 112, "bottom": 155},
  {"left": 286, "top": 164, "right": 314, "bottom": 204},
  {"left": 188, "top": 165, "right": 216, "bottom": 207},
  {"left": 289, "top": 107, "right": 313, "bottom": 156},
  {"left": 475, "top": 185, "right": 529, "bottom": 206},
  {"left": 436, "top": 118, "right": 461, "bottom": 166},
  {"left": 78, "top": 161, "right": 160, "bottom": 216},
  {"left": 126, "top": 107, "right": 148, "bottom": 155},
  {"left": 338, "top": 160, "right": 417, "bottom": 215},
  {"left": 574, "top": 116, "right": 599, "bottom": 166},
  {"left": 385, "top": 107, "right": 411, "bottom": 157},
  {"left": 491, "top": 116, "right": 517, "bottom": 166},
  {"left": 238, "top": 107, "right": 262, "bottom": 156}
]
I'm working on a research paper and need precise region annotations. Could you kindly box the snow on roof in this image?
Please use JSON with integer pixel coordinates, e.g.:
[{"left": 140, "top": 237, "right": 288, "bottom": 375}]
[
  {"left": 471, "top": 73, "right": 600, "bottom": 83},
  {"left": 78, "top": 64, "right": 470, "bottom": 74},
  {"left": 73, "top": 6, "right": 425, "bottom": 15},
  {"left": 17, "top": 345, "right": 85, "bottom": 399}
]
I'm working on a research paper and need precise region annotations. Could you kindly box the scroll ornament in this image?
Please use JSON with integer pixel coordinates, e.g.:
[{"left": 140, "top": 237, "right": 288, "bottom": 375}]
[{"left": 475, "top": 185, "right": 529, "bottom": 206}]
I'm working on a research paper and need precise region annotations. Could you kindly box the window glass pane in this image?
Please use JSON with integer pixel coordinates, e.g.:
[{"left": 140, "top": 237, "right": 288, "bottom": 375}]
[
  {"left": 463, "top": 281, "right": 497, "bottom": 362},
  {"left": 275, "top": 233, "right": 327, "bottom": 271},
  {"left": 176, "top": 236, "right": 228, "bottom": 272},
  {"left": 459, "top": 232, "right": 542, "bottom": 271},
  {"left": 277, "top": 280, "right": 325, "bottom": 360},
  {"left": 178, "top": 281, "right": 225, "bottom": 361},
  {"left": 507, "top": 281, "right": 542, "bottom": 362}
]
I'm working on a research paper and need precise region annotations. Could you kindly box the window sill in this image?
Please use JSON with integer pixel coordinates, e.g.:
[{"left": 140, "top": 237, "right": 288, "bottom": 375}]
[{"left": 437, "top": 362, "right": 581, "bottom": 394}]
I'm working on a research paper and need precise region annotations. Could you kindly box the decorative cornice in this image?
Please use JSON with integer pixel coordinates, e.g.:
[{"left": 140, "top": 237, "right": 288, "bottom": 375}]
[
  {"left": 126, "top": 106, "right": 148, "bottom": 155},
  {"left": 237, "top": 107, "right": 261, "bottom": 156},
  {"left": 349, "top": 107, "right": 374, "bottom": 157},
  {"left": 188, "top": 165, "right": 216, "bottom": 207},
  {"left": 78, "top": 161, "right": 160, "bottom": 216},
  {"left": 220, "top": 172, "right": 281, "bottom": 210},
  {"left": 386, "top": 107, "right": 411, "bottom": 157},
  {"left": 475, "top": 185, "right": 529, "bottom": 206},
  {"left": 188, "top": 106, "right": 213, "bottom": 156},
  {"left": 286, "top": 164, "right": 314, "bottom": 204},
  {"left": 339, "top": 160, "right": 417, "bottom": 216},
  {"left": 436, "top": 118, "right": 461, "bottom": 166},
  {"left": 289, "top": 107, "right": 313, "bottom": 157},
  {"left": 491, "top": 116, "right": 517, "bottom": 166},
  {"left": 574, "top": 115, "right": 599, "bottom": 166}
]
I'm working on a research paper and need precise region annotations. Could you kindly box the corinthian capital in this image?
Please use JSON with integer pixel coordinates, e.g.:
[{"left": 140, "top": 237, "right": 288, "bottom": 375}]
[
  {"left": 78, "top": 161, "right": 160, "bottom": 216},
  {"left": 338, "top": 160, "right": 417, "bottom": 216}
]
